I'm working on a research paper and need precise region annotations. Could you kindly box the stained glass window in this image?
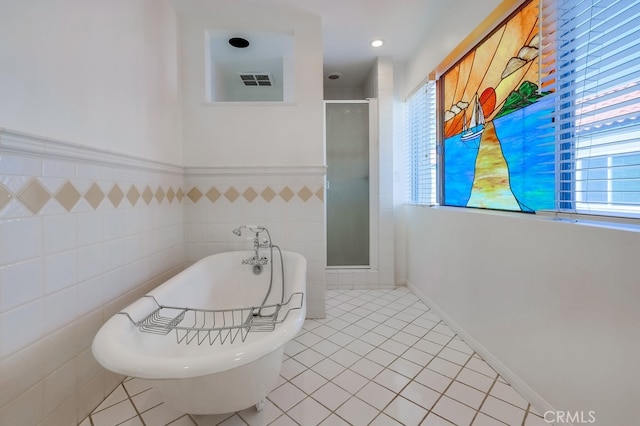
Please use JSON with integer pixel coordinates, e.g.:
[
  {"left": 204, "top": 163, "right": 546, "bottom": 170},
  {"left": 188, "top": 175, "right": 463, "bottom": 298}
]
[{"left": 440, "top": 0, "right": 555, "bottom": 212}]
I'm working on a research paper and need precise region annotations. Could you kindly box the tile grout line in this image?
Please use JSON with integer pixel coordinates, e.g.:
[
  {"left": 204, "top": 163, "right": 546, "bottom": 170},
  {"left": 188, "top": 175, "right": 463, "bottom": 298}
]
[
  {"left": 326, "top": 290, "right": 526, "bottom": 425},
  {"left": 273, "top": 289, "right": 413, "bottom": 424},
  {"left": 285, "top": 289, "right": 450, "bottom": 424},
  {"left": 94, "top": 288, "right": 540, "bottom": 426},
  {"left": 469, "top": 371, "right": 502, "bottom": 425},
  {"left": 330, "top": 289, "right": 426, "bottom": 424},
  {"left": 413, "top": 332, "right": 465, "bottom": 425},
  {"left": 289, "top": 288, "right": 522, "bottom": 426},
  {"left": 522, "top": 403, "right": 533, "bottom": 426},
  {"left": 90, "top": 385, "right": 128, "bottom": 416},
  {"left": 119, "top": 379, "right": 147, "bottom": 426},
  {"left": 366, "top": 320, "right": 458, "bottom": 424},
  {"left": 313, "top": 290, "right": 534, "bottom": 425}
]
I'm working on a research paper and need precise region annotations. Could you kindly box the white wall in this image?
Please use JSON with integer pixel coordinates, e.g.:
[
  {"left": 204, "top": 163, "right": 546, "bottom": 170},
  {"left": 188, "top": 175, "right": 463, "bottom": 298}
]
[
  {"left": 405, "top": 207, "right": 640, "bottom": 425},
  {"left": 173, "top": 0, "right": 324, "bottom": 168},
  {"left": 400, "top": 0, "right": 640, "bottom": 424},
  {"left": 374, "top": 58, "right": 396, "bottom": 288},
  {"left": 392, "top": 61, "right": 407, "bottom": 286},
  {"left": 0, "top": 0, "right": 182, "bottom": 165},
  {"left": 0, "top": 1, "right": 185, "bottom": 424},
  {"left": 324, "top": 87, "right": 365, "bottom": 100},
  {"left": 402, "top": 0, "right": 503, "bottom": 93},
  {"left": 172, "top": 1, "right": 327, "bottom": 317}
]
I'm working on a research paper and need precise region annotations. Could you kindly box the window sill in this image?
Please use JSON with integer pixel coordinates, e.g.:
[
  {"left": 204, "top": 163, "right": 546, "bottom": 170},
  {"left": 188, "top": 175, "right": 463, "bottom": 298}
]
[
  {"left": 536, "top": 210, "right": 640, "bottom": 233},
  {"left": 406, "top": 204, "right": 640, "bottom": 233}
]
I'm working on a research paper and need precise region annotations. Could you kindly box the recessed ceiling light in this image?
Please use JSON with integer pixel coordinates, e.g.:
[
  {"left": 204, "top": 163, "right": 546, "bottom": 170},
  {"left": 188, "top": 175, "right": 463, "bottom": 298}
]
[
  {"left": 229, "top": 37, "right": 250, "bottom": 48},
  {"left": 327, "top": 72, "right": 342, "bottom": 80},
  {"left": 371, "top": 39, "right": 384, "bottom": 48}
]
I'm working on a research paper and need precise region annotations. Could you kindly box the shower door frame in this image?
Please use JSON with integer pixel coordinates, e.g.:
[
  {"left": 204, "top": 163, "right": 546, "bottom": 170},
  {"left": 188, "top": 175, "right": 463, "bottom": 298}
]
[{"left": 323, "top": 99, "right": 379, "bottom": 270}]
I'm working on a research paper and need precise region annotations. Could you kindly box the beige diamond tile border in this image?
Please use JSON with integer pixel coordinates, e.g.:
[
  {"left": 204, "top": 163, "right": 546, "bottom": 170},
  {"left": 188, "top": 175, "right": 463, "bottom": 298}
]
[
  {"left": 224, "top": 187, "right": 240, "bottom": 202},
  {"left": 2, "top": 181, "right": 186, "bottom": 215},
  {"left": 261, "top": 187, "right": 277, "bottom": 202},
  {"left": 1, "top": 179, "right": 324, "bottom": 216},
  {"left": 243, "top": 187, "right": 258, "bottom": 202},
  {"left": 297, "top": 187, "right": 313, "bottom": 202},
  {"left": 184, "top": 186, "right": 324, "bottom": 203},
  {"left": 155, "top": 187, "right": 165, "bottom": 204},
  {"left": 167, "top": 187, "right": 176, "bottom": 204},
  {"left": 206, "top": 187, "right": 221, "bottom": 203},
  {"left": 108, "top": 184, "right": 124, "bottom": 208},
  {"left": 18, "top": 179, "right": 51, "bottom": 214},
  {"left": 141, "top": 186, "right": 154, "bottom": 205},
  {"left": 56, "top": 181, "right": 82, "bottom": 212},
  {"left": 279, "top": 186, "right": 295, "bottom": 202},
  {"left": 183, "top": 185, "right": 325, "bottom": 204},
  {"left": 187, "top": 187, "right": 203, "bottom": 203},
  {"left": 85, "top": 183, "right": 105, "bottom": 209},
  {"left": 0, "top": 184, "right": 12, "bottom": 211},
  {"left": 127, "top": 185, "right": 141, "bottom": 206}
]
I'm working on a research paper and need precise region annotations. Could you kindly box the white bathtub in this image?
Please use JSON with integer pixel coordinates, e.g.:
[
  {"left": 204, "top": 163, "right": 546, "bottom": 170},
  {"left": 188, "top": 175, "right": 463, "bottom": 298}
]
[{"left": 92, "top": 250, "right": 306, "bottom": 414}]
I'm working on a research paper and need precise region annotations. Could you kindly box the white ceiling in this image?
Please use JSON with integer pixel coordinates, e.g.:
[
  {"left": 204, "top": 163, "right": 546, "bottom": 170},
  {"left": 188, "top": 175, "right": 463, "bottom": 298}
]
[
  {"left": 231, "top": 0, "right": 454, "bottom": 89},
  {"left": 170, "top": 0, "right": 461, "bottom": 89}
]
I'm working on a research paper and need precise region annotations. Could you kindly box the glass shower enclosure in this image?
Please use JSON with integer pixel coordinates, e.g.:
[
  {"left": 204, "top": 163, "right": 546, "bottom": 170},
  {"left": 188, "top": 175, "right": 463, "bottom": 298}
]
[{"left": 325, "top": 101, "right": 371, "bottom": 267}]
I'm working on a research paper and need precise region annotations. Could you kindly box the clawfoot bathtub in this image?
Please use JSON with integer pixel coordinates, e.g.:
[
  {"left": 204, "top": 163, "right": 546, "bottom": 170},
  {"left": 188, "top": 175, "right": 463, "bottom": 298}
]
[{"left": 92, "top": 250, "right": 306, "bottom": 414}]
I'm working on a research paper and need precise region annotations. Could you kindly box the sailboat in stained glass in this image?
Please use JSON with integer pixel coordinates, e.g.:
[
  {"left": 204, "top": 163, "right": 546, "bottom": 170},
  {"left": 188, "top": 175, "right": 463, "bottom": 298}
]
[{"left": 461, "top": 93, "right": 485, "bottom": 147}]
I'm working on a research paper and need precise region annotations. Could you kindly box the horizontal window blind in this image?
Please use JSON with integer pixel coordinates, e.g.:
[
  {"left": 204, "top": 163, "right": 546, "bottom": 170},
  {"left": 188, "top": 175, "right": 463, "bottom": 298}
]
[
  {"left": 542, "top": 0, "right": 640, "bottom": 217},
  {"left": 406, "top": 80, "right": 437, "bottom": 205}
]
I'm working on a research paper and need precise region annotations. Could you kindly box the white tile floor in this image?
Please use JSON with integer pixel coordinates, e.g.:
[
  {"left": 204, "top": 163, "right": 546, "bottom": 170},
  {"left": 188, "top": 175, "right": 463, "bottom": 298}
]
[{"left": 82, "top": 288, "right": 548, "bottom": 426}]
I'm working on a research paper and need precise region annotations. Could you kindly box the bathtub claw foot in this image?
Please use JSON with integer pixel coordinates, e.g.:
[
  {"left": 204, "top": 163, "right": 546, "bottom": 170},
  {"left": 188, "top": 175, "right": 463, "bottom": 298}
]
[{"left": 256, "top": 398, "right": 266, "bottom": 412}]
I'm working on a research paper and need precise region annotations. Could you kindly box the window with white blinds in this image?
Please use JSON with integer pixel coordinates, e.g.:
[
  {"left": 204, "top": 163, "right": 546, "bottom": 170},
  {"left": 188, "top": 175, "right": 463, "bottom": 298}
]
[
  {"left": 406, "top": 80, "right": 437, "bottom": 205},
  {"left": 542, "top": 0, "right": 640, "bottom": 217}
]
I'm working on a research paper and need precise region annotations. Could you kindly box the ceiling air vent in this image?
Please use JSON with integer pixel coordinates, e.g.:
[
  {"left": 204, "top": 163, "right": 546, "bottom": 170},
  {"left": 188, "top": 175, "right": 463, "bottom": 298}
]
[{"left": 238, "top": 72, "right": 273, "bottom": 87}]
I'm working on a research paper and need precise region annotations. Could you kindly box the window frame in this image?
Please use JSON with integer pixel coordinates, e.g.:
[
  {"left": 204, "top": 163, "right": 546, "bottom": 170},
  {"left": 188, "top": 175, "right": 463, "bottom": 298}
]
[
  {"left": 405, "top": 0, "right": 640, "bottom": 220},
  {"left": 406, "top": 80, "right": 437, "bottom": 206}
]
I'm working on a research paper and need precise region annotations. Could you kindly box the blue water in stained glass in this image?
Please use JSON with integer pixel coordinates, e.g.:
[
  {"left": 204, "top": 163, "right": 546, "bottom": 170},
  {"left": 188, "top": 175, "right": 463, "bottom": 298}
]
[
  {"left": 443, "top": 133, "right": 479, "bottom": 207},
  {"left": 443, "top": 96, "right": 555, "bottom": 212}
]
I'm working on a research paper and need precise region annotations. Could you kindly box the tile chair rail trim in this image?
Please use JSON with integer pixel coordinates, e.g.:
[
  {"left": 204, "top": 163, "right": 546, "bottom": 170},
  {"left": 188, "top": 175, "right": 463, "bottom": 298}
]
[{"left": 0, "top": 127, "right": 184, "bottom": 176}]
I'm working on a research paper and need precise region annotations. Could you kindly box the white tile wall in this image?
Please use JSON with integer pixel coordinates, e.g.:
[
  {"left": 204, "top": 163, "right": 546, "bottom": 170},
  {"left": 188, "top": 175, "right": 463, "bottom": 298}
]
[
  {"left": 183, "top": 169, "right": 326, "bottom": 318},
  {"left": 1, "top": 102, "right": 401, "bottom": 421},
  {"left": 0, "top": 136, "right": 186, "bottom": 426}
]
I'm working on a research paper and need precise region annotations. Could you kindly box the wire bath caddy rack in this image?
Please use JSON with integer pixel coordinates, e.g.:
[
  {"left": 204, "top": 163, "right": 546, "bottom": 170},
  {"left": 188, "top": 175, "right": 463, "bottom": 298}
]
[{"left": 119, "top": 292, "right": 304, "bottom": 346}]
